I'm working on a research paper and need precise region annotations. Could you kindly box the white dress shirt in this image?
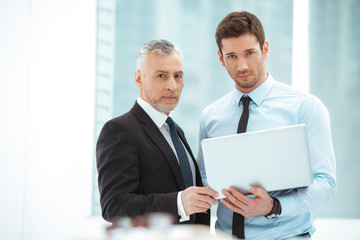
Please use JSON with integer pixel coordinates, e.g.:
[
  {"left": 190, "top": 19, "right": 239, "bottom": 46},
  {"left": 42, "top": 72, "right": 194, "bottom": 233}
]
[{"left": 137, "top": 97, "right": 195, "bottom": 222}]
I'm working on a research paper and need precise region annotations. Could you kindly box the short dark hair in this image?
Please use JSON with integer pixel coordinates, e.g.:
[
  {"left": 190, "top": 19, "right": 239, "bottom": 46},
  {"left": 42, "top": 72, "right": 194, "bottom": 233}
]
[{"left": 215, "top": 11, "right": 265, "bottom": 54}]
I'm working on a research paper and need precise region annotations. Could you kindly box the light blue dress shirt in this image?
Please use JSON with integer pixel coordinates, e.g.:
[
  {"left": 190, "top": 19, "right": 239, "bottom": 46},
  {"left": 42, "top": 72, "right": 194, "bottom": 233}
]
[{"left": 197, "top": 74, "right": 336, "bottom": 239}]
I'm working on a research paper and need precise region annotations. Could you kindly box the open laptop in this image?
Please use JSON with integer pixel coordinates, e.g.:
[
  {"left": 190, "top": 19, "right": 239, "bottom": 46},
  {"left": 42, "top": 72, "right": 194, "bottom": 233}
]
[{"left": 201, "top": 124, "right": 313, "bottom": 199}]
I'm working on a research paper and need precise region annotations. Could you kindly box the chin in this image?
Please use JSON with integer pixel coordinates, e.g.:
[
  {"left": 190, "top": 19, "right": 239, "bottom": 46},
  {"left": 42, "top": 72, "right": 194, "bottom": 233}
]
[
  {"left": 237, "top": 80, "right": 257, "bottom": 89},
  {"left": 157, "top": 104, "right": 177, "bottom": 114}
]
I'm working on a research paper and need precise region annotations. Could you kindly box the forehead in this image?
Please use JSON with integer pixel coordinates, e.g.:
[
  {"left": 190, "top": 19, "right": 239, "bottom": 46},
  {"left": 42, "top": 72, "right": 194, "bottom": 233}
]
[
  {"left": 145, "top": 51, "right": 183, "bottom": 71},
  {"left": 221, "top": 33, "right": 260, "bottom": 53}
]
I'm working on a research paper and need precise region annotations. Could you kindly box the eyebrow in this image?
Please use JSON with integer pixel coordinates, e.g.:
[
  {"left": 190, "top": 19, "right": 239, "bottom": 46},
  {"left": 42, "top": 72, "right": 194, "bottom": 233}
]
[
  {"left": 224, "top": 52, "right": 236, "bottom": 56},
  {"left": 154, "top": 70, "right": 184, "bottom": 75},
  {"left": 154, "top": 70, "right": 168, "bottom": 74},
  {"left": 244, "top": 48, "right": 257, "bottom": 52},
  {"left": 224, "top": 48, "right": 257, "bottom": 55}
]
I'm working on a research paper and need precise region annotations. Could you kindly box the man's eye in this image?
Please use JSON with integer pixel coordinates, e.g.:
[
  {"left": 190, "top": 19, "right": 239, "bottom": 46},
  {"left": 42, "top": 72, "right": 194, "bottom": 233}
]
[
  {"left": 246, "top": 51, "right": 254, "bottom": 55},
  {"left": 158, "top": 74, "right": 166, "bottom": 78},
  {"left": 227, "top": 55, "right": 236, "bottom": 59},
  {"left": 175, "top": 74, "right": 183, "bottom": 78}
]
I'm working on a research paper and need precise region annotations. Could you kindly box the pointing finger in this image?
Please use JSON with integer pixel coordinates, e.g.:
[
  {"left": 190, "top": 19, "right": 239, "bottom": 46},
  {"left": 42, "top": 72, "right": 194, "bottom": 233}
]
[
  {"left": 197, "top": 187, "right": 219, "bottom": 198},
  {"left": 229, "top": 187, "right": 249, "bottom": 203}
]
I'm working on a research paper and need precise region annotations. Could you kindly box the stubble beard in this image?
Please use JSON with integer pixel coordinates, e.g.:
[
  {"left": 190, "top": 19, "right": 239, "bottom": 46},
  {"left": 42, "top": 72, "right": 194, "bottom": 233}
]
[
  {"left": 233, "top": 71, "right": 258, "bottom": 91},
  {"left": 234, "top": 65, "right": 266, "bottom": 92},
  {"left": 155, "top": 101, "right": 178, "bottom": 115}
]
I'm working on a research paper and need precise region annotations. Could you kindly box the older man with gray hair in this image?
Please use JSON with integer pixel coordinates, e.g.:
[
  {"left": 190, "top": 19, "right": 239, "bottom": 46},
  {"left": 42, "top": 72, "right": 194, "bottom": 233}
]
[{"left": 96, "top": 39, "right": 218, "bottom": 225}]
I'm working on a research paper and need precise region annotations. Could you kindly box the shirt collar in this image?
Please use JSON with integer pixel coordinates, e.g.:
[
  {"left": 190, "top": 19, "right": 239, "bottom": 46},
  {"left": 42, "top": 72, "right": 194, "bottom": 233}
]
[
  {"left": 137, "top": 97, "right": 169, "bottom": 128},
  {"left": 234, "top": 72, "right": 274, "bottom": 106}
]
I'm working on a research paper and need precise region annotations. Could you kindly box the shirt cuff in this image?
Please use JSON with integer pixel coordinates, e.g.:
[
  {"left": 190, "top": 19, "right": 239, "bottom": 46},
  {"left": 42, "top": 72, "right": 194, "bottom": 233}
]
[
  {"left": 177, "top": 191, "right": 190, "bottom": 222},
  {"left": 277, "top": 194, "right": 296, "bottom": 216}
]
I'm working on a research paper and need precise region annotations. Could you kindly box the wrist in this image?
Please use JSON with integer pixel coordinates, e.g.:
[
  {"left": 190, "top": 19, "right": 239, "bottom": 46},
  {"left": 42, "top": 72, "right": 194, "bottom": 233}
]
[
  {"left": 264, "top": 197, "right": 282, "bottom": 219},
  {"left": 177, "top": 191, "right": 189, "bottom": 222}
]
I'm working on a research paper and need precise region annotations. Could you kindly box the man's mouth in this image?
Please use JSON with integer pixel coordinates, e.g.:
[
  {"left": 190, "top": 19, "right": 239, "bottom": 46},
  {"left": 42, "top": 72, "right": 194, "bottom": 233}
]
[
  {"left": 237, "top": 73, "right": 251, "bottom": 80},
  {"left": 163, "top": 96, "right": 178, "bottom": 101}
]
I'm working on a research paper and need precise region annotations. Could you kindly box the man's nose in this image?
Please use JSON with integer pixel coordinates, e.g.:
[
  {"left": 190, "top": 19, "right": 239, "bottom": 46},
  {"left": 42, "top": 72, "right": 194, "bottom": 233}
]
[
  {"left": 167, "top": 76, "right": 178, "bottom": 91},
  {"left": 236, "top": 58, "right": 248, "bottom": 72}
]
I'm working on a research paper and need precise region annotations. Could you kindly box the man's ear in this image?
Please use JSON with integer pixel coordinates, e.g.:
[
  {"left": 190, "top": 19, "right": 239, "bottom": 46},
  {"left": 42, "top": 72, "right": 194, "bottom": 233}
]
[
  {"left": 262, "top": 40, "right": 269, "bottom": 60},
  {"left": 134, "top": 70, "right": 142, "bottom": 88},
  {"left": 217, "top": 49, "right": 226, "bottom": 67}
]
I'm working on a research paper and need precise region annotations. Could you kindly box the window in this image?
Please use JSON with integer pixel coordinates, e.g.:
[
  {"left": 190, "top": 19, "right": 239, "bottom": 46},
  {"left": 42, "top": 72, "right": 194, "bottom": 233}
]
[{"left": 93, "top": 0, "right": 360, "bottom": 219}]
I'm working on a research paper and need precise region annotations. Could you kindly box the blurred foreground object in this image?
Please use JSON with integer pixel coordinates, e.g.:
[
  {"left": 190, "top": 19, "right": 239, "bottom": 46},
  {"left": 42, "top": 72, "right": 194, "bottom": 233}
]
[{"left": 106, "top": 213, "right": 231, "bottom": 240}]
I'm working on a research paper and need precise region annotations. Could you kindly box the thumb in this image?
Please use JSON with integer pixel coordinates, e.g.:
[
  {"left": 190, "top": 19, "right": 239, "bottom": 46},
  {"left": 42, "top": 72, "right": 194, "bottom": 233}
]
[{"left": 250, "top": 188, "right": 265, "bottom": 198}]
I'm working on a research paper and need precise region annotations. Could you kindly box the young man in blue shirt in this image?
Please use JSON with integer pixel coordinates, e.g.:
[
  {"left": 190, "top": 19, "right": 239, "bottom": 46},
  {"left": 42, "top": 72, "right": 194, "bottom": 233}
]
[{"left": 197, "top": 11, "right": 336, "bottom": 239}]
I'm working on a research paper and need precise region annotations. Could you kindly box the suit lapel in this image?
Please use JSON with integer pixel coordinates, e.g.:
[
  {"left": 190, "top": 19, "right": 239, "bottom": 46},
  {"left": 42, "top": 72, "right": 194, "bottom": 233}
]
[{"left": 130, "top": 102, "right": 185, "bottom": 190}]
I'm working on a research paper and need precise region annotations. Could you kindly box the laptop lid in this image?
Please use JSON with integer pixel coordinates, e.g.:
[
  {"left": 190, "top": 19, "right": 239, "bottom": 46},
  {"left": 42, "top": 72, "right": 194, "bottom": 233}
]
[{"left": 201, "top": 124, "right": 313, "bottom": 199}]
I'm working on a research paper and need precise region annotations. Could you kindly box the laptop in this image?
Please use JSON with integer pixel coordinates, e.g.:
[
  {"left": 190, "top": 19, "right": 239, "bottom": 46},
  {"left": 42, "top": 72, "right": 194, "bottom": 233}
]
[{"left": 201, "top": 124, "right": 313, "bottom": 199}]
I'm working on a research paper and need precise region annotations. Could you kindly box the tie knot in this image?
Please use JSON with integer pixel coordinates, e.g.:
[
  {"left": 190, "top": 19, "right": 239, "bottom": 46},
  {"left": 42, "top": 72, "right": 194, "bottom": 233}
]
[
  {"left": 241, "top": 95, "right": 251, "bottom": 107},
  {"left": 166, "top": 117, "right": 175, "bottom": 127}
]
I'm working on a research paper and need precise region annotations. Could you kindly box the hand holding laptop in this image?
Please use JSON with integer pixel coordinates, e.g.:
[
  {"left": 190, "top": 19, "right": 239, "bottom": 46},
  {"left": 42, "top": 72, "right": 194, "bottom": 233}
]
[
  {"left": 220, "top": 187, "right": 273, "bottom": 218},
  {"left": 181, "top": 186, "right": 218, "bottom": 216}
]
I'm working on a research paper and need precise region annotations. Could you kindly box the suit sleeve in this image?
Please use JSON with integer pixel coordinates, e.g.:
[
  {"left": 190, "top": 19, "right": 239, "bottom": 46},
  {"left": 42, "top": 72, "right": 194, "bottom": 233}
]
[{"left": 96, "top": 120, "right": 178, "bottom": 222}]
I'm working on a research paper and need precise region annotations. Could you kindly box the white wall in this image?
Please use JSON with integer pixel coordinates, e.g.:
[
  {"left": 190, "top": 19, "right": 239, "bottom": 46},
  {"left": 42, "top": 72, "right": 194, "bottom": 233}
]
[{"left": 0, "top": 1, "right": 96, "bottom": 239}]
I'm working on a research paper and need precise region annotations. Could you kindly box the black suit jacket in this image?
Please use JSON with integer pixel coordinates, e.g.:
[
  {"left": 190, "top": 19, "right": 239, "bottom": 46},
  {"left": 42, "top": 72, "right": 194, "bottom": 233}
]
[{"left": 96, "top": 102, "right": 209, "bottom": 225}]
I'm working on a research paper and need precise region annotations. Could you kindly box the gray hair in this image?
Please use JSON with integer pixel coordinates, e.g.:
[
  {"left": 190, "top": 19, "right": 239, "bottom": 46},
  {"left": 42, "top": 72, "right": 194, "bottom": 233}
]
[{"left": 136, "top": 39, "right": 183, "bottom": 72}]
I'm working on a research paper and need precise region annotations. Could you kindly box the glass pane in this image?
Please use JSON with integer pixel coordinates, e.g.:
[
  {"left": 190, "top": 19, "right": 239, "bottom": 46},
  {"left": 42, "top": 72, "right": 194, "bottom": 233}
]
[
  {"left": 309, "top": 0, "right": 360, "bottom": 218},
  {"left": 93, "top": 0, "right": 294, "bottom": 215}
]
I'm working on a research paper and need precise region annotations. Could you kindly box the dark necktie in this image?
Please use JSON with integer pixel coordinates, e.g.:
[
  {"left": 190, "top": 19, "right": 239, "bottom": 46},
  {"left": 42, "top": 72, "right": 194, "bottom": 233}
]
[
  {"left": 166, "top": 117, "right": 193, "bottom": 188},
  {"left": 232, "top": 95, "right": 251, "bottom": 239}
]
